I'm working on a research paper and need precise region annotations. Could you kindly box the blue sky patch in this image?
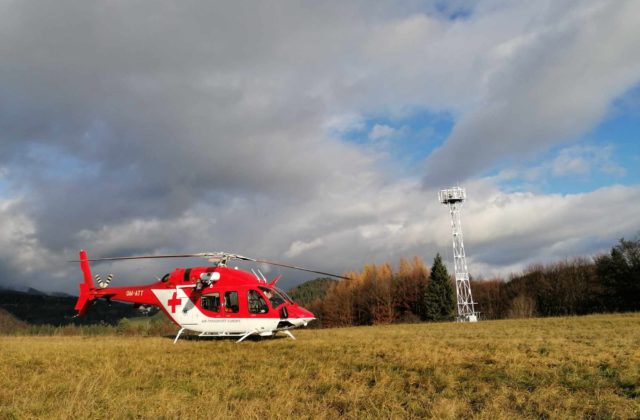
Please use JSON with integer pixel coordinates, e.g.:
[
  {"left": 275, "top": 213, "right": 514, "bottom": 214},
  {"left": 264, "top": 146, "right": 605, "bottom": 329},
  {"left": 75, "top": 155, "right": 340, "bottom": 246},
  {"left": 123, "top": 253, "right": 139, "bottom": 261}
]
[
  {"left": 335, "top": 108, "right": 455, "bottom": 174},
  {"left": 434, "top": 1, "right": 474, "bottom": 21},
  {"left": 0, "top": 177, "right": 8, "bottom": 199},
  {"left": 495, "top": 105, "right": 639, "bottom": 195}
]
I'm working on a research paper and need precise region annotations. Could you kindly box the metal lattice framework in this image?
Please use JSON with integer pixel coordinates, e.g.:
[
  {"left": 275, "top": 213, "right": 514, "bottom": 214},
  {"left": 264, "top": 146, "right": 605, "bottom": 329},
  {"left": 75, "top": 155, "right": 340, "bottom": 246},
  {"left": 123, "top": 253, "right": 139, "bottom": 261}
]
[{"left": 438, "top": 187, "right": 478, "bottom": 322}]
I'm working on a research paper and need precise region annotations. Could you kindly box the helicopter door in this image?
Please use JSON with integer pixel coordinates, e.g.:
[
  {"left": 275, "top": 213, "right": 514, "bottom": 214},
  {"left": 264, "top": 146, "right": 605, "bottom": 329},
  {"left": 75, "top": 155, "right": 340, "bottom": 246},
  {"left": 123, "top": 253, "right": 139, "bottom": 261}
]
[
  {"left": 247, "top": 290, "right": 269, "bottom": 315},
  {"left": 223, "top": 291, "right": 240, "bottom": 314}
]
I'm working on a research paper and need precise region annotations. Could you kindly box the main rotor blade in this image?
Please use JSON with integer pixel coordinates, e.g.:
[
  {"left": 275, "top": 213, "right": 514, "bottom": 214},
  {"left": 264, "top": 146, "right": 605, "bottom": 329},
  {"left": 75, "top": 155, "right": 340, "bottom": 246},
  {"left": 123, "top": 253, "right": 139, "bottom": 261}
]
[
  {"left": 68, "top": 252, "right": 233, "bottom": 262},
  {"left": 69, "top": 251, "right": 348, "bottom": 280},
  {"left": 253, "top": 259, "right": 349, "bottom": 280}
]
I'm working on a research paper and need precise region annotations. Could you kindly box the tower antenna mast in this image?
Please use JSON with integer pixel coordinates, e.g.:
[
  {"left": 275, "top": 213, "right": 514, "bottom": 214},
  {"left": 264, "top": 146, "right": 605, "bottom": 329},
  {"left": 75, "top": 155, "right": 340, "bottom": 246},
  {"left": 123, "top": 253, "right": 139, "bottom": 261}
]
[{"left": 438, "top": 186, "right": 478, "bottom": 322}]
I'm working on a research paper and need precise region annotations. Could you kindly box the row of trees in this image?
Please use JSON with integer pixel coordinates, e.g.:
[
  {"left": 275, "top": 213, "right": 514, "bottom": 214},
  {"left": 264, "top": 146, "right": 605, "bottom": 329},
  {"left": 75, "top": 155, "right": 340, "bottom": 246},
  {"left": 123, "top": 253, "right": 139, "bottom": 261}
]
[
  {"left": 306, "top": 237, "right": 640, "bottom": 327},
  {"left": 307, "top": 254, "right": 456, "bottom": 327},
  {"left": 474, "top": 238, "right": 640, "bottom": 319}
]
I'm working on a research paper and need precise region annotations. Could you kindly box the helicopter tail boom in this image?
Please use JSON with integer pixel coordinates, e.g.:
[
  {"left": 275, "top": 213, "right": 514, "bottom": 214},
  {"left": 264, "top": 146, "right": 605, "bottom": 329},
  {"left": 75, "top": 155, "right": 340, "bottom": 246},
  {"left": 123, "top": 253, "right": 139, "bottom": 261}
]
[{"left": 74, "top": 250, "right": 96, "bottom": 316}]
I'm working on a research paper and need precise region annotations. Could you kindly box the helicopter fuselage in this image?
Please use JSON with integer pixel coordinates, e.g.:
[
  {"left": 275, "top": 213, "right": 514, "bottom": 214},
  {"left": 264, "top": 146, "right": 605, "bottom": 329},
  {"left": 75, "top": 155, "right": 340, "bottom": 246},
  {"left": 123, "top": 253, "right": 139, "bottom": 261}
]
[{"left": 74, "top": 251, "right": 315, "bottom": 342}]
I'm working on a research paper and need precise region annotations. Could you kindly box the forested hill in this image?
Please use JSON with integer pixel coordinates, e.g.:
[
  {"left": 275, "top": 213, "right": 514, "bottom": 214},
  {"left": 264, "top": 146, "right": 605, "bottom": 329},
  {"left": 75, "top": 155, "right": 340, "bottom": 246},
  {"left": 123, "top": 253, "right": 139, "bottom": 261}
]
[
  {"left": 287, "top": 278, "right": 337, "bottom": 307},
  {"left": 0, "top": 289, "right": 146, "bottom": 327}
]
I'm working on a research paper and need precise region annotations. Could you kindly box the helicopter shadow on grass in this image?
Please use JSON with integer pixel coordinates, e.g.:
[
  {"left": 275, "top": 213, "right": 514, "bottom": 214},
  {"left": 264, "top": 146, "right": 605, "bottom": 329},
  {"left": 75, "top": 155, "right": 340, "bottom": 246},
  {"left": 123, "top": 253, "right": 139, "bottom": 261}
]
[{"left": 159, "top": 333, "right": 289, "bottom": 342}]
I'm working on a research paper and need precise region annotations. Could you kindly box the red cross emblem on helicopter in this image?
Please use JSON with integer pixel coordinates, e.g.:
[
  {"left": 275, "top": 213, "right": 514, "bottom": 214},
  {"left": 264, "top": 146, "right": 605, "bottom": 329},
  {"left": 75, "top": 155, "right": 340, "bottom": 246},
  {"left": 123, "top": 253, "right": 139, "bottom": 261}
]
[{"left": 167, "top": 292, "right": 181, "bottom": 313}]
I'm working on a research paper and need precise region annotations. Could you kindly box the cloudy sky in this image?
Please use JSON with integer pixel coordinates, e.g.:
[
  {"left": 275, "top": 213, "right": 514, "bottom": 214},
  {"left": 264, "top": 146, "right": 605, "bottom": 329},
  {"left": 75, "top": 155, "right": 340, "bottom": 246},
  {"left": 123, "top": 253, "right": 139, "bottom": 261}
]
[{"left": 1, "top": 0, "right": 639, "bottom": 293}]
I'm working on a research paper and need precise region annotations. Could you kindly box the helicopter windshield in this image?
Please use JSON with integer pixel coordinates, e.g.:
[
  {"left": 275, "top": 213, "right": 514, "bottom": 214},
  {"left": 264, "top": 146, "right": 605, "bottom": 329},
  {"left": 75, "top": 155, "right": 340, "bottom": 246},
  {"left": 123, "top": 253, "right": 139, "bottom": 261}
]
[
  {"left": 274, "top": 287, "right": 294, "bottom": 303},
  {"left": 259, "top": 286, "right": 286, "bottom": 308}
]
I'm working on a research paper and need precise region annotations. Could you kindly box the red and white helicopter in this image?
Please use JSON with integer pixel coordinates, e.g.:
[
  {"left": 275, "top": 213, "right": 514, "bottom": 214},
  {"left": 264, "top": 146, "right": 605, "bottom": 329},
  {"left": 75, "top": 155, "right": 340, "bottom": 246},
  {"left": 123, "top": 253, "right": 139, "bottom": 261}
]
[{"left": 74, "top": 250, "right": 346, "bottom": 343}]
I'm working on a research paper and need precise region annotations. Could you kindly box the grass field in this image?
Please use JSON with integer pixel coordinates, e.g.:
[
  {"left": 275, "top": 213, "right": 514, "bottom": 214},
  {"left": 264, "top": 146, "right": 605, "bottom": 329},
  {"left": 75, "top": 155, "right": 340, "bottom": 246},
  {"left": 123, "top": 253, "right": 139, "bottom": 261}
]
[{"left": 1, "top": 314, "right": 639, "bottom": 419}]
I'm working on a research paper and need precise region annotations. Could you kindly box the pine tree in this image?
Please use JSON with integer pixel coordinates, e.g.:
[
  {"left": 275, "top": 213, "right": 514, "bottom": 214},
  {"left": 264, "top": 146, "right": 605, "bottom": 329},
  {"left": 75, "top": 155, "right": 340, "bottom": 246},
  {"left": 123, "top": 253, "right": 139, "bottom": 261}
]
[
  {"left": 424, "top": 253, "right": 456, "bottom": 321},
  {"left": 596, "top": 237, "right": 640, "bottom": 312}
]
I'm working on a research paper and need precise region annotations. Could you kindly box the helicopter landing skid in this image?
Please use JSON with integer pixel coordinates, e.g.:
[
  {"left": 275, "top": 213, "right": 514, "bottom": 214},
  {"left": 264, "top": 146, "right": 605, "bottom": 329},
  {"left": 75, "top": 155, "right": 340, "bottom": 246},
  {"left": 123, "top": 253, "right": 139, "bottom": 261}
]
[
  {"left": 236, "top": 330, "right": 259, "bottom": 343},
  {"left": 173, "top": 327, "right": 185, "bottom": 344},
  {"left": 172, "top": 328, "right": 297, "bottom": 343}
]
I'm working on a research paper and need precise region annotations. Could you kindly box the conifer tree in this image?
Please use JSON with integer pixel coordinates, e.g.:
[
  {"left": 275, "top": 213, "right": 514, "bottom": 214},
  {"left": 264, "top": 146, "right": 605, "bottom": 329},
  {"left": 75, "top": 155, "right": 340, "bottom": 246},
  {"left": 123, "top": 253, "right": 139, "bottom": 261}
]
[
  {"left": 596, "top": 237, "right": 640, "bottom": 312},
  {"left": 424, "top": 253, "right": 456, "bottom": 321}
]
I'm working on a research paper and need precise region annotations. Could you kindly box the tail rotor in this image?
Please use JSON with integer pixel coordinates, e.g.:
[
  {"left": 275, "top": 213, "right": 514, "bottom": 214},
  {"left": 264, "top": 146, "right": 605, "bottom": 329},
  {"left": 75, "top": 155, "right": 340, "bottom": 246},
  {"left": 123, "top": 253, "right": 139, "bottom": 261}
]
[{"left": 94, "top": 273, "right": 113, "bottom": 289}]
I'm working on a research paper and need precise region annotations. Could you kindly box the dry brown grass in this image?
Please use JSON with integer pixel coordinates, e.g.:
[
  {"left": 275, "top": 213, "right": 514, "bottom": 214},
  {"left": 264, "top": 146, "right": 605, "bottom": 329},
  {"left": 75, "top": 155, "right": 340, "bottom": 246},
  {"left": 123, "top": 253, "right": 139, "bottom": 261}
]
[{"left": 1, "top": 313, "right": 639, "bottom": 419}]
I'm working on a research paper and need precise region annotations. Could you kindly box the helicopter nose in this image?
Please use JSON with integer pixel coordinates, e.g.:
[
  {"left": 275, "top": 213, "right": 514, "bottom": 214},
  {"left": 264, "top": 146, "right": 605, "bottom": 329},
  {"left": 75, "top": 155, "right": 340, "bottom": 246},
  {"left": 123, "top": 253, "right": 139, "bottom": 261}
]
[{"left": 287, "top": 305, "right": 315, "bottom": 327}]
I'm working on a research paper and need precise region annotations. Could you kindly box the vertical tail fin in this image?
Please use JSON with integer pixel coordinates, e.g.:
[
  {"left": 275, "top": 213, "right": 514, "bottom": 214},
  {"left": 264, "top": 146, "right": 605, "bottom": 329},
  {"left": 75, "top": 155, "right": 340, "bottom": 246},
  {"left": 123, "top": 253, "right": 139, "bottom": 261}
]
[
  {"left": 74, "top": 250, "right": 95, "bottom": 316},
  {"left": 79, "top": 250, "right": 94, "bottom": 288}
]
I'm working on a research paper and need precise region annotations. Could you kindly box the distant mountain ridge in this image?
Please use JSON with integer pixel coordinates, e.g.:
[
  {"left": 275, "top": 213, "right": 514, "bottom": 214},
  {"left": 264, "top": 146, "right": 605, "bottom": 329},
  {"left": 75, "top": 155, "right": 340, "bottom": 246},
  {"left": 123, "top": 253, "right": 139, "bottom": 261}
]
[
  {"left": 0, "top": 285, "right": 74, "bottom": 297},
  {"left": 288, "top": 278, "right": 337, "bottom": 306},
  {"left": 0, "top": 288, "right": 147, "bottom": 327}
]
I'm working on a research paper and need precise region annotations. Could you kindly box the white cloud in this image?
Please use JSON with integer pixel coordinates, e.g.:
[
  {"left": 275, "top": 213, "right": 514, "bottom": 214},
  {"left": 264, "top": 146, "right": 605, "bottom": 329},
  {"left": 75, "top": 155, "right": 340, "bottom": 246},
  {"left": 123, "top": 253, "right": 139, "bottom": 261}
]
[
  {"left": 506, "top": 144, "right": 627, "bottom": 182},
  {"left": 552, "top": 154, "right": 590, "bottom": 177},
  {"left": 461, "top": 181, "right": 640, "bottom": 272},
  {"left": 285, "top": 238, "right": 325, "bottom": 258},
  {"left": 323, "top": 113, "right": 366, "bottom": 136},
  {"left": 369, "top": 124, "right": 398, "bottom": 140},
  {"left": 0, "top": 198, "right": 62, "bottom": 288}
]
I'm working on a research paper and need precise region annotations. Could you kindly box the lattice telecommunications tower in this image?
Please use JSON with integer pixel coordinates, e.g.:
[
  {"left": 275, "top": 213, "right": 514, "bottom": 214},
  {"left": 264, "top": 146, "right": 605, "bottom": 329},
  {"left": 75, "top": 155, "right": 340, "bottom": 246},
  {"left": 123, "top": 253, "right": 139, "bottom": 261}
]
[{"left": 438, "top": 186, "right": 478, "bottom": 322}]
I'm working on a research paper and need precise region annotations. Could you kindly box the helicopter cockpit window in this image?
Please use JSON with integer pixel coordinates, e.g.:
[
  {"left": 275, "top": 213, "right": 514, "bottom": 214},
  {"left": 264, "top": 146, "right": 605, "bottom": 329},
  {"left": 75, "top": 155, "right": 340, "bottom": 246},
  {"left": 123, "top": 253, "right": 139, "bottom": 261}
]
[
  {"left": 275, "top": 287, "right": 294, "bottom": 303},
  {"left": 224, "top": 291, "right": 239, "bottom": 313},
  {"left": 247, "top": 290, "right": 269, "bottom": 314},
  {"left": 259, "top": 286, "right": 285, "bottom": 308},
  {"left": 200, "top": 292, "right": 220, "bottom": 313}
]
